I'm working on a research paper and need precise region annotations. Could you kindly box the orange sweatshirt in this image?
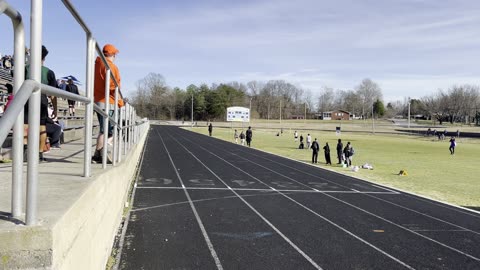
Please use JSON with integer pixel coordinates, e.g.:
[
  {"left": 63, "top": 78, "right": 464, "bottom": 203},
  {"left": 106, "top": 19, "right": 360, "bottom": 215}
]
[{"left": 94, "top": 56, "right": 124, "bottom": 107}]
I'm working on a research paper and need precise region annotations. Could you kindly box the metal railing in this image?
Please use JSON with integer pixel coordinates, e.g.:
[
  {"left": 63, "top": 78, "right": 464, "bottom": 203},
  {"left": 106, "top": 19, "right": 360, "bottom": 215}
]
[{"left": 0, "top": 0, "right": 149, "bottom": 225}]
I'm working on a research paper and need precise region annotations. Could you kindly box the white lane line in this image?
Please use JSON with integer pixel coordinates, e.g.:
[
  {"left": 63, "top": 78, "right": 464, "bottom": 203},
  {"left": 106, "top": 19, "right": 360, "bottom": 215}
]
[
  {"left": 113, "top": 129, "right": 150, "bottom": 270},
  {"left": 412, "top": 230, "right": 469, "bottom": 232},
  {"left": 370, "top": 184, "right": 401, "bottom": 194},
  {"left": 168, "top": 133, "right": 323, "bottom": 270},
  {"left": 364, "top": 194, "right": 480, "bottom": 236},
  {"left": 177, "top": 133, "right": 413, "bottom": 270},
  {"left": 156, "top": 129, "right": 224, "bottom": 270},
  {"left": 137, "top": 186, "right": 398, "bottom": 194},
  {"left": 404, "top": 193, "right": 480, "bottom": 219},
  {"left": 222, "top": 142, "right": 480, "bottom": 236},
  {"left": 222, "top": 149, "right": 480, "bottom": 262},
  {"left": 132, "top": 192, "right": 293, "bottom": 213}
]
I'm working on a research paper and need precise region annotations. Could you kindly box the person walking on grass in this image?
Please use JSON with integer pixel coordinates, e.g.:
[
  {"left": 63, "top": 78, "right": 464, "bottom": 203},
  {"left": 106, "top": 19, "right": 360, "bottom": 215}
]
[
  {"left": 323, "top": 142, "right": 331, "bottom": 165},
  {"left": 208, "top": 123, "right": 213, "bottom": 136},
  {"left": 306, "top": 134, "right": 312, "bottom": 149},
  {"left": 246, "top": 126, "right": 253, "bottom": 147},
  {"left": 294, "top": 131, "right": 298, "bottom": 142},
  {"left": 449, "top": 137, "right": 456, "bottom": 155},
  {"left": 336, "top": 139, "right": 343, "bottom": 164},
  {"left": 234, "top": 129, "right": 239, "bottom": 143},
  {"left": 311, "top": 138, "right": 319, "bottom": 164},
  {"left": 239, "top": 131, "right": 246, "bottom": 146},
  {"left": 343, "top": 142, "right": 354, "bottom": 167}
]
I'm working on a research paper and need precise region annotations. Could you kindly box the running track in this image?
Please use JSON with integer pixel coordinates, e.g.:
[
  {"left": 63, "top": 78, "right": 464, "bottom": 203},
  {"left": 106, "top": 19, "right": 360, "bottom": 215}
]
[{"left": 118, "top": 125, "right": 480, "bottom": 270}]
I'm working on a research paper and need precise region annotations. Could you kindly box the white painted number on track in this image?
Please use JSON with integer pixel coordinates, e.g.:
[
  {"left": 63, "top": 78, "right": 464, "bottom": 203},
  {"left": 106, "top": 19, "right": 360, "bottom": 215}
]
[{"left": 189, "top": 179, "right": 216, "bottom": 186}]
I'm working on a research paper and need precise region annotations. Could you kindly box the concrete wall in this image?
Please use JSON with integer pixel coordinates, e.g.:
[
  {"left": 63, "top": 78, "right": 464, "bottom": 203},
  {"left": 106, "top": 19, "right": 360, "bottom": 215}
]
[{"left": 51, "top": 126, "right": 149, "bottom": 270}]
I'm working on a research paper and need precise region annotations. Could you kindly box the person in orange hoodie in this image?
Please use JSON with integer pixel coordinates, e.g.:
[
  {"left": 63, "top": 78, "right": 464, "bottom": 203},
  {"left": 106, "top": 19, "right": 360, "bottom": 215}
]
[{"left": 92, "top": 44, "right": 124, "bottom": 163}]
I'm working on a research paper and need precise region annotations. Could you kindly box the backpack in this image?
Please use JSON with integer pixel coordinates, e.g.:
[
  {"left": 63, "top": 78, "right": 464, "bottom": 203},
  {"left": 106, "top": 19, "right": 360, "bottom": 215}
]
[{"left": 350, "top": 147, "right": 355, "bottom": 156}]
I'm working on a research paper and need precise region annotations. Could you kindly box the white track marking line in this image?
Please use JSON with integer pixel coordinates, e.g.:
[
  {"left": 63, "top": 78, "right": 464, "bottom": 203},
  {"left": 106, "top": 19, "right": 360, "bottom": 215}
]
[
  {"left": 216, "top": 145, "right": 480, "bottom": 262},
  {"left": 136, "top": 186, "right": 397, "bottom": 194},
  {"left": 156, "top": 129, "right": 224, "bottom": 270},
  {"left": 167, "top": 133, "right": 323, "bottom": 270},
  {"left": 403, "top": 193, "right": 480, "bottom": 219},
  {"left": 114, "top": 130, "right": 150, "bottom": 270},
  {"left": 177, "top": 132, "right": 414, "bottom": 269},
  {"left": 222, "top": 141, "right": 480, "bottom": 235},
  {"left": 412, "top": 229, "right": 469, "bottom": 232},
  {"left": 370, "top": 184, "right": 401, "bottom": 194},
  {"left": 132, "top": 192, "right": 294, "bottom": 213},
  {"left": 363, "top": 194, "right": 480, "bottom": 236}
]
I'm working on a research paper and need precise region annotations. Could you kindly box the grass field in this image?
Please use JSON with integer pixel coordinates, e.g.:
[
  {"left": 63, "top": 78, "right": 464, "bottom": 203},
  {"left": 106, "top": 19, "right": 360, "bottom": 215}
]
[{"left": 187, "top": 125, "right": 480, "bottom": 210}]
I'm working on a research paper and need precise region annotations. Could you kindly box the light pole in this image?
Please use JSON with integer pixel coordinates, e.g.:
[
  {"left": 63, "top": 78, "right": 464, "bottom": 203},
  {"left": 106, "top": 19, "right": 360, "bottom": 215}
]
[
  {"left": 408, "top": 97, "right": 411, "bottom": 128},
  {"left": 280, "top": 99, "right": 282, "bottom": 124},
  {"left": 249, "top": 97, "right": 253, "bottom": 124},
  {"left": 191, "top": 94, "right": 194, "bottom": 127},
  {"left": 304, "top": 102, "right": 310, "bottom": 125},
  {"left": 372, "top": 104, "right": 375, "bottom": 134}
]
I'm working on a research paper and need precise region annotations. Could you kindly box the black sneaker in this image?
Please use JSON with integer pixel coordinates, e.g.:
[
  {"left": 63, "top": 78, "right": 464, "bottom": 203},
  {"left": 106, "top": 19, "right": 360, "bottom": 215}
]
[{"left": 91, "top": 155, "right": 102, "bottom": 164}]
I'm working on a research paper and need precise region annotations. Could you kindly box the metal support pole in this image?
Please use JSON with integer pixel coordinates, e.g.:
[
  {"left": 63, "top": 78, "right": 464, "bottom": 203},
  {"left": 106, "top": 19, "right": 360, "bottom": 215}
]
[
  {"left": 249, "top": 97, "right": 252, "bottom": 124},
  {"left": 372, "top": 105, "right": 375, "bottom": 134},
  {"left": 118, "top": 106, "right": 123, "bottom": 163},
  {"left": 102, "top": 70, "right": 111, "bottom": 168},
  {"left": 123, "top": 105, "right": 128, "bottom": 155},
  {"left": 3, "top": 2, "right": 27, "bottom": 218},
  {"left": 26, "top": 0, "right": 43, "bottom": 226},
  {"left": 112, "top": 87, "right": 119, "bottom": 166},
  {"left": 304, "top": 103, "right": 306, "bottom": 125},
  {"left": 191, "top": 94, "right": 194, "bottom": 127},
  {"left": 83, "top": 35, "right": 95, "bottom": 177},
  {"left": 279, "top": 99, "right": 282, "bottom": 124},
  {"left": 408, "top": 98, "right": 411, "bottom": 128}
]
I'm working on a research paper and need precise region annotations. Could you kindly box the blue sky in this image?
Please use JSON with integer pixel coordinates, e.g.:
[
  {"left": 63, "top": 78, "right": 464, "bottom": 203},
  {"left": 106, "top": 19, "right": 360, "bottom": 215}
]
[{"left": 1, "top": 0, "right": 479, "bottom": 102}]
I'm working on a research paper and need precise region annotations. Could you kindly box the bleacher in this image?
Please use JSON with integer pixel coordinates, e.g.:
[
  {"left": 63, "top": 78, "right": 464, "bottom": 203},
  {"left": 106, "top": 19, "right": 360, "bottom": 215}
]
[{"left": 0, "top": 66, "right": 98, "bottom": 158}]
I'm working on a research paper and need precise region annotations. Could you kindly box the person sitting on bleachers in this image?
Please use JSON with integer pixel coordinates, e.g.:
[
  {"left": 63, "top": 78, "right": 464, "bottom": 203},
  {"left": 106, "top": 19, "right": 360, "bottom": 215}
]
[
  {"left": 46, "top": 105, "right": 62, "bottom": 149},
  {"left": 4, "top": 83, "right": 14, "bottom": 111}
]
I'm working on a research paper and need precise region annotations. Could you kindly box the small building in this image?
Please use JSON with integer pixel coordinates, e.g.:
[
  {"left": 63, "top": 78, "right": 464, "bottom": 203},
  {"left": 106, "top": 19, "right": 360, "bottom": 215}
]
[
  {"left": 290, "top": 114, "right": 304, "bottom": 120},
  {"left": 322, "top": 110, "right": 350, "bottom": 120}
]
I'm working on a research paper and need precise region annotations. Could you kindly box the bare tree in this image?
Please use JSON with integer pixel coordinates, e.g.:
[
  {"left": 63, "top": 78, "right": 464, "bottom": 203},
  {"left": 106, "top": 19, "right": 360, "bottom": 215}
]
[
  {"left": 355, "top": 78, "right": 383, "bottom": 118},
  {"left": 317, "top": 86, "right": 335, "bottom": 113}
]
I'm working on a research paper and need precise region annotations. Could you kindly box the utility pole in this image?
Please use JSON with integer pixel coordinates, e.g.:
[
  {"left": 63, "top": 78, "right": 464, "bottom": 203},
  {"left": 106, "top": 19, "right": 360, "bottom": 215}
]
[
  {"left": 191, "top": 94, "right": 194, "bottom": 127},
  {"left": 372, "top": 104, "right": 375, "bottom": 134},
  {"left": 280, "top": 99, "right": 282, "bottom": 124},
  {"left": 304, "top": 102, "right": 309, "bottom": 125},
  {"left": 408, "top": 97, "right": 411, "bottom": 128},
  {"left": 249, "top": 97, "right": 253, "bottom": 124}
]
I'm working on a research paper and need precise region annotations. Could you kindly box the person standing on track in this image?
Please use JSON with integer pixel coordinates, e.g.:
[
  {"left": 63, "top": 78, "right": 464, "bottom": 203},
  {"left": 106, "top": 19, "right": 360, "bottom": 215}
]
[
  {"left": 336, "top": 139, "right": 343, "bottom": 164},
  {"left": 246, "top": 126, "right": 253, "bottom": 147},
  {"left": 311, "top": 138, "right": 319, "bottom": 164},
  {"left": 208, "top": 123, "right": 213, "bottom": 136}
]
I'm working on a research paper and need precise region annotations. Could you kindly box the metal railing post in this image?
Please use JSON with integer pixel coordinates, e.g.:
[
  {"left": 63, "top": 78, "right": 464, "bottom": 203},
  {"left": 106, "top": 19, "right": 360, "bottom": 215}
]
[
  {"left": 102, "top": 70, "right": 110, "bottom": 168},
  {"left": 112, "top": 86, "right": 119, "bottom": 166},
  {"left": 1, "top": 0, "right": 26, "bottom": 218},
  {"left": 118, "top": 106, "right": 123, "bottom": 163},
  {"left": 26, "top": 0, "right": 43, "bottom": 226},
  {"left": 83, "top": 35, "right": 95, "bottom": 177}
]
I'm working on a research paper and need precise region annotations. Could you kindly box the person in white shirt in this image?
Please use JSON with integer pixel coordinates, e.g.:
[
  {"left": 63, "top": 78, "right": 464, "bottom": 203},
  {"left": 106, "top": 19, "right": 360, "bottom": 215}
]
[{"left": 306, "top": 134, "right": 312, "bottom": 149}]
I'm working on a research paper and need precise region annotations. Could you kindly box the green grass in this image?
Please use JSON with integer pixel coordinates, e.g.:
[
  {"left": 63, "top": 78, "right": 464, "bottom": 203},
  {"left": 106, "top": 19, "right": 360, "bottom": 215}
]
[{"left": 186, "top": 126, "right": 480, "bottom": 209}]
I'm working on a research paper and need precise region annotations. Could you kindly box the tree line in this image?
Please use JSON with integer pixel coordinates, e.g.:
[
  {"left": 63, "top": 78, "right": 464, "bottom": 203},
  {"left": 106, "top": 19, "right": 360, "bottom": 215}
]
[{"left": 130, "top": 73, "right": 480, "bottom": 125}]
